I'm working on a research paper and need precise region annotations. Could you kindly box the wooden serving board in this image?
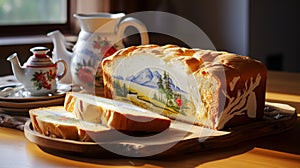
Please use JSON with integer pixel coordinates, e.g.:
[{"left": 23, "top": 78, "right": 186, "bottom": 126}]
[{"left": 24, "top": 102, "right": 297, "bottom": 158}]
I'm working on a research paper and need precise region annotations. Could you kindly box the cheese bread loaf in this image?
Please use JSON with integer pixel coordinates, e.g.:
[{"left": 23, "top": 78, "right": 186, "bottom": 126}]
[{"left": 101, "top": 44, "right": 267, "bottom": 130}]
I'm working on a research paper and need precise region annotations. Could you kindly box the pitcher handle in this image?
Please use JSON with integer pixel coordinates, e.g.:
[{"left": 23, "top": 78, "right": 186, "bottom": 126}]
[
  {"left": 55, "top": 59, "right": 68, "bottom": 81},
  {"left": 117, "top": 17, "right": 149, "bottom": 45}
]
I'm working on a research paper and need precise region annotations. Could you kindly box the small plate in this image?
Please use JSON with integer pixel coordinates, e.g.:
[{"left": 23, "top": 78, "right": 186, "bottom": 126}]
[
  {"left": 0, "top": 83, "right": 71, "bottom": 102},
  {"left": 0, "top": 97, "right": 65, "bottom": 109}
]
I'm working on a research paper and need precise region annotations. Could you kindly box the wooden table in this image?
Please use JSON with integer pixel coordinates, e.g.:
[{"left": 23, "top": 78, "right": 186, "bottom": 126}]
[{"left": 1, "top": 71, "right": 300, "bottom": 168}]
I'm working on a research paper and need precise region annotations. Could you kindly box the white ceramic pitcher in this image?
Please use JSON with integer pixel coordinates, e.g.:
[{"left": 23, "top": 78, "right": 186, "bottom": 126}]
[{"left": 49, "top": 13, "right": 149, "bottom": 94}]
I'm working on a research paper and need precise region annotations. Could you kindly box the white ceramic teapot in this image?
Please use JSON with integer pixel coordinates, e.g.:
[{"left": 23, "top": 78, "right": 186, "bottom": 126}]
[
  {"left": 48, "top": 13, "right": 149, "bottom": 94},
  {"left": 7, "top": 46, "right": 67, "bottom": 96}
]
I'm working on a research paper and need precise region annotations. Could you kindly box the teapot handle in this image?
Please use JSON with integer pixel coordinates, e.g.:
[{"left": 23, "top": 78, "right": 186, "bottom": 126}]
[
  {"left": 55, "top": 59, "right": 68, "bottom": 81},
  {"left": 116, "top": 17, "right": 149, "bottom": 45}
]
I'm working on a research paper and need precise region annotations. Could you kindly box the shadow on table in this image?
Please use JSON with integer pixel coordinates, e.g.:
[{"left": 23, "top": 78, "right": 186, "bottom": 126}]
[
  {"left": 36, "top": 142, "right": 255, "bottom": 168},
  {"left": 254, "top": 117, "right": 300, "bottom": 155}
]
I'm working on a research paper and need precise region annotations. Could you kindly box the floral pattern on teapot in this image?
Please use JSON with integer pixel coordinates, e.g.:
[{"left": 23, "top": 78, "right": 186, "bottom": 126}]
[{"left": 31, "top": 69, "right": 57, "bottom": 90}]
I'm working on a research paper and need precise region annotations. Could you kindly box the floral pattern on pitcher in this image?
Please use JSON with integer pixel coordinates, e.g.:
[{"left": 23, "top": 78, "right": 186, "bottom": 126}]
[
  {"left": 93, "top": 36, "right": 118, "bottom": 57},
  {"left": 31, "top": 69, "right": 56, "bottom": 90},
  {"left": 74, "top": 62, "right": 104, "bottom": 89},
  {"left": 75, "top": 57, "right": 96, "bottom": 87},
  {"left": 74, "top": 36, "right": 118, "bottom": 88}
]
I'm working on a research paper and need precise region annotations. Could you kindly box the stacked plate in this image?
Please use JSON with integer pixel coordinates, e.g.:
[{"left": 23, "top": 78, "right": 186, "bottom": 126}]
[{"left": 0, "top": 83, "right": 71, "bottom": 115}]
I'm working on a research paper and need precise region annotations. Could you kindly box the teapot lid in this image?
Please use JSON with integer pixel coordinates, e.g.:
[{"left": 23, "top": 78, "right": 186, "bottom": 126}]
[
  {"left": 30, "top": 46, "right": 50, "bottom": 55},
  {"left": 26, "top": 47, "right": 54, "bottom": 67}
]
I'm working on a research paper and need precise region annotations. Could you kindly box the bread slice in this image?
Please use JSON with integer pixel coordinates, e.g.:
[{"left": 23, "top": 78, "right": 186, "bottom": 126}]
[
  {"left": 29, "top": 106, "right": 111, "bottom": 142},
  {"left": 64, "top": 92, "right": 171, "bottom": 132}
]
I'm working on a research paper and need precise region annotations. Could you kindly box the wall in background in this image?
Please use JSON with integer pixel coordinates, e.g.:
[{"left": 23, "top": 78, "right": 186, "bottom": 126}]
[
  {"left": 0, "top": 0, "right": 108, "bottom": 76},
  {"left": 170, "top": 0, "right": 249, "bottom": 55},
  {"left": 249, "top": 0, "right": 300, "bottom": 72},
  {"left": 111, "top": 0, "right": 300, "bottom": 72},
  {"left": 111, "top": 0, "right": 249, "bottom": 55},
  {"left": 2, "top": 0, "right": 299, "bottom": 75}
]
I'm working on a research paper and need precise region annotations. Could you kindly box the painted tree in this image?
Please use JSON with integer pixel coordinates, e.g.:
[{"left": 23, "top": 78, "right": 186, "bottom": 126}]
[
  {"left": 122, "top": 83, "right": 128, "bottom": 97},
  {"left": 155, "top": 71, "right": 186, "bottom": 113},
  {"left": 157, "top": 76, "right": 164, "bottom": 102},
  {"left": 163, "top": 71, "right": 174, "bottom": 107},
  {"left": 113, "top": 80, "right": 122, "bottom": 96}
]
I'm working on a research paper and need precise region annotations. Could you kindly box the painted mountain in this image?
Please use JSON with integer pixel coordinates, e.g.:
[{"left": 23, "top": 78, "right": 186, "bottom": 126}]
[{"left": 124, "top": 68, "right": 186, "bottom": 93}]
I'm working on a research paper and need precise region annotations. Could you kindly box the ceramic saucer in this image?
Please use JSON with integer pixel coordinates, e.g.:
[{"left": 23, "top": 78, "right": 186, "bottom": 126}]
[{"left": 0, "top": 83, "right": 71, "bottom": 102}]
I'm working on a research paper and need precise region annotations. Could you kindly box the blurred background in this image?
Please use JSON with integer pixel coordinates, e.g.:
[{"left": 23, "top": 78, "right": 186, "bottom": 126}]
[{"left": 0, "top": 0, "right": 299, "bottom": 76}]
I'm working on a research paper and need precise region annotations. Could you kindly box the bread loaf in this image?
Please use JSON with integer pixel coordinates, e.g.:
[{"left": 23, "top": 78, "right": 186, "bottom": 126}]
[
  {"left": 101, "top": 44, "right": 267, "bottom": 130},
  {"left": 29, "top": 106, "right": 111, "bottom": 142},
  {"left": 64, "top": 92, "right": 171, "bottom": 132}
]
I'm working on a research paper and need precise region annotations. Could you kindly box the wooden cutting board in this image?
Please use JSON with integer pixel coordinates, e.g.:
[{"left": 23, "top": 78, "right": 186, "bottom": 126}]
[{"left": 24, "top": 102, "right": 297, "bottom": 158}]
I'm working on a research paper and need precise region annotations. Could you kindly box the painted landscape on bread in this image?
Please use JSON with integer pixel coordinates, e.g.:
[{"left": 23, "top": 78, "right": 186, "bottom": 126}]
[{"left": 112, "top": 68, "right": 195, "bottom": 115}]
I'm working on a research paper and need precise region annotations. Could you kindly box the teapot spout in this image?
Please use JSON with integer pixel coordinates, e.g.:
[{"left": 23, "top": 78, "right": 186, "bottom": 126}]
[
  {"left": 47, "top": 30, "right": 73, "bottom": 83},
  {"left": 7, "top": 53, "right": 25, "bottom": 83}
]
